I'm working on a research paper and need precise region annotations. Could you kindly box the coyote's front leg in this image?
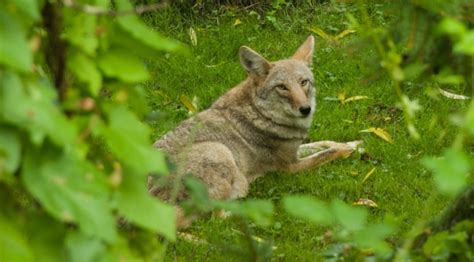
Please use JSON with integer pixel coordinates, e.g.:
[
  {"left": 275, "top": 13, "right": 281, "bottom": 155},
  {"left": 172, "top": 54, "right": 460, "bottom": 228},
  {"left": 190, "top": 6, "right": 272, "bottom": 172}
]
[{"left": 288, "top": 140, "right": 362, "bottom": 173}]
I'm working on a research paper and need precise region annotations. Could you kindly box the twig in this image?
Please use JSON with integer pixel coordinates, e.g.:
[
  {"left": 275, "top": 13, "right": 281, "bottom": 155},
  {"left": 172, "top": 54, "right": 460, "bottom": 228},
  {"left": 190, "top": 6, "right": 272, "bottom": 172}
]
[
  {"left": 62, "top": 0, "right": 168, "bottom": 16},
  {"left": 42, "top": 2, "right": 68, "bottom": 102}
]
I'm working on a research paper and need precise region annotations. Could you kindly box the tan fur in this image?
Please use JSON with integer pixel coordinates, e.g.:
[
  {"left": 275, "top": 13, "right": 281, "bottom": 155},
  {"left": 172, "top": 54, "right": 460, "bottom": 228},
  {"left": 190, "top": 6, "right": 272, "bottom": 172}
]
[{"left": 149, "top": 36, "right": 361, "bottom": 227}]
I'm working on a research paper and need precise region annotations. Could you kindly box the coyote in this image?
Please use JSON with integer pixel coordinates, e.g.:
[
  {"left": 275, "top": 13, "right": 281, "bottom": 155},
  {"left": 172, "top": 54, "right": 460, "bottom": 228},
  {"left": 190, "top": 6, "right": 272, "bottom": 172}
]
[{"left": 149, "top": 36, "right": 361, "bottom": 227}]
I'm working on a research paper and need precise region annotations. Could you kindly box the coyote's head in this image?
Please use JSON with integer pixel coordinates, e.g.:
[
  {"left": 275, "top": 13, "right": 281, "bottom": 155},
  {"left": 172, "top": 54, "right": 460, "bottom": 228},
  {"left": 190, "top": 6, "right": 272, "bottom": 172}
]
[{"left": 239, "top": 36, "right": 315, "bottom": 129}]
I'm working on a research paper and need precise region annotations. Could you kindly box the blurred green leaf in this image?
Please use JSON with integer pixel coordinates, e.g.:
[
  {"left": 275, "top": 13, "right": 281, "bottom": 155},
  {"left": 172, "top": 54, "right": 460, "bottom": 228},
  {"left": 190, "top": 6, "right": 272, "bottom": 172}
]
[
  {"left": 111, "top": 85, "right": 150, "bottom": 118},
  {"left": 464, "top": 102, "right": 474, "bottom": 136},
  {"left": 332, "top": 200, "right": 367, "bottom": 231},
  {"left": 0, "top": 126, "right": 21, "bottom": 175},
  {"left": 0, "top": 10, "right": 32, "bottom": 72},
  {"left": 437, "top": 18, "right": 466, "bottom": 39},
  {"left": 283, "top": 195, "right": 333, "bottom": 225},
  {"left": 22, "top": 146, "right": 117, "bottom": 243},
  {"left": 25, "top": 213, "right": 68, "bottom": 262},
  {"left": 239, "top": 200, "right": 274, "bottom": 227},
  {"left": 444, "top": 232, "right": 470, "bottom": 255},
  {"left": 183, "top": 176, "right": 213, "bottom": 211},
  {"left": 0, "top": 216, "right": 34, "bottom": 262},
  {"left": 115, "top": 0, "right": 186, "bottom": 54},
  {"left": 101, "top": 106, "right": 167, "bottom": 175},
  {"left": 422, "top": 148, "right": 470, "bottom": 197},
  {"left": 0, "top": 72, "right": 77, "bottom": 146},
  {"left": 454, "top": 31, "right": 474, "bottom": 55},
  {"left": 423, "top": 231, "right": 450, "bottom": 259},
  {"left": 434, "top": 73, "right": 464, "bottom": 85},
  {"left": 68, "top": 51, "right": 102, "bottom": 96},
  {"left": 98, "top": 49, "right": 150, "bottom": 83},
  {"left": 117, "top": 166, "right": 176, "bottom": 241},
  {"left": 219, "top": 199, "right": 274, "bottom": 227},
  {"left": 64, "top": 12, "right": 98, "bottom": 56},
  {"left": 66, "top": 232, "right": 105, "bottom": 262},
  {"left": 352, "top": 223, "right": 393, "bottom": 254},
  {"left": 8, "top": 0, "right": 40, "bottom": 22},
  {"left": 104, "top": 236, "right": 143, "bottom": 262},
  {"left": 403, "top": 62, "right": 428, "bottom": 81}
]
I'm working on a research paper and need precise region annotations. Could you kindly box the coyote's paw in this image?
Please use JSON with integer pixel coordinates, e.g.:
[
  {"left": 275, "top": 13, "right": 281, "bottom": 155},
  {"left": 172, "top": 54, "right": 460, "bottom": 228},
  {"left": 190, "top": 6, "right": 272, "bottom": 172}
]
[
  {"left": 338, "top": 140, "right": 363, "bottom": 158},
  {"left": 346, "top": 140, "right": 363, "bottom": 150}
]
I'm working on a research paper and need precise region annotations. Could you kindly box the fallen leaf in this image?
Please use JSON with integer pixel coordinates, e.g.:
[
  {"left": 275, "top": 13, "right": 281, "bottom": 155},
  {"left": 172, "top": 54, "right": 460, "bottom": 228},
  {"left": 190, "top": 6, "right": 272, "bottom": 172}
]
[
  {"left": 353, "top": 198, "right": 378, "bottom": 208},
  {"left": 310, "top": 27, "right": 332, "bottom": 41},
  {"left": 310, "top": 27, "right": 356, "bottom": 43},
  {"left": 342, "top": 95, "right": 369, "bottom": 104},
  {"left": 188, "top": 27, "right": 197, "bottom": 46},
  {"left": 233, "top": 18, "right": 242, "bottom": 26},
  {"left": 360, "top": 127, "right": 394, "bottom": 144},
  {"left": 179, "top": 95, "right": 198, "bottom": 114},
  {"left": 362, "top": 167, "right": 376, "bottom": 183},
  {"left": 335, "top": 29, "right": 356, "bottom": 40},
  {"left": 438, "top": 88, "right": 470, "bottom": 100},
  {"left": 337, "top": 92, "right": 346, "bottom": 103}
]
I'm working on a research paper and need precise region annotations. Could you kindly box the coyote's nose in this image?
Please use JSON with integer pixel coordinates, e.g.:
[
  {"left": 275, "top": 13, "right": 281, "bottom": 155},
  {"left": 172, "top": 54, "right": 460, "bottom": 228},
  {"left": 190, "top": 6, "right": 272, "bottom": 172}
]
[{"left": 299, "top": 105, "right": 311, "bottom": 116}]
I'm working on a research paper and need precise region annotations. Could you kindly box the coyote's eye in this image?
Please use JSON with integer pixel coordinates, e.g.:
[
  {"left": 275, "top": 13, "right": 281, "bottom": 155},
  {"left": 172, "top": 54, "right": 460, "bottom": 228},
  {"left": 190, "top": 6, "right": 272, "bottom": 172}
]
[
  {"left": 275, "top": 84, "right": 288, "bottom": 91},
  {"left": 301, "top": 79, "right": 309, "bottom": 86}
]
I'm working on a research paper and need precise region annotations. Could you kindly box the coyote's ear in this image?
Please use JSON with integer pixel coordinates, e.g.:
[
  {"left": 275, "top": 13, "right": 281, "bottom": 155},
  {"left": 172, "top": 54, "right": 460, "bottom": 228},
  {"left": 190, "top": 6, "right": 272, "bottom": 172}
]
[
  {"left": 292, "top": 35, "right": 314, "bottom": 66},
  {"left": 239, "top": 46, "right": 270, "bottom": 77}
]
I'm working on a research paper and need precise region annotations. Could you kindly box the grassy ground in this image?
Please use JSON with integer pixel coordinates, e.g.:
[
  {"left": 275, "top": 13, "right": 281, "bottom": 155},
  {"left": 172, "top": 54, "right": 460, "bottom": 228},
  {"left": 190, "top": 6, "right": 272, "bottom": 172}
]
[{"left": 141, "top": 3, "right": 469, "bottom": 260}]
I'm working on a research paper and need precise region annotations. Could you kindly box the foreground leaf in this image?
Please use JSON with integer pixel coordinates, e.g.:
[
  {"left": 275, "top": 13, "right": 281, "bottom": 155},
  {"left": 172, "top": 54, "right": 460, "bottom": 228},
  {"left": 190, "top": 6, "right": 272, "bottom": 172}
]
[
  {"left": 68, "top": 51, "right": 102, "bottom": 96},
  {"left": 63, "top": 11, "right": 98, "bottom": 56},
  {"left": 283, "top": 195, "right": 333, "bottom": 225},
  {"left": 352, "top": 223, "right": 393, "bottom": 254},
  {"left": 422, "top": 148, "right": 470, "bottom": 197},
  {"left": 66, "top": 231, "right": 105, "bottom": 262},
  {"left": 22, "top": 146, "right": 117, "bottom": 243},
  {"left": 0, "top": 126, "right": 21, "bottom": 175},
  {"left": 98, "top": 49, "right": 149, "bottom": 83},
  {"left": 0, "top": 72, "right": 76, "bottom": 146},
  {"left": 100, "top": 106, "right": 167, "bottom": 175},
  {"left": 24, "top": 213, "right": 68, "bottom": 262},
  {"left": 117, "top": 166, "right": 176, "bottom": 240},
  {"left": 217, "top": 199, "right": 274, "bottom": 227},
  {"left": 0, "top": 216, "right": 33, "bottom": 262},
  {"left": 0, "top": 10, "right": 32, "bottom": 72},
  {"left": 115, "top": 0, "right": 185, "bottom": 53},
  {"left": 332, "top": 200, "right": 367, "bottom": 231}
]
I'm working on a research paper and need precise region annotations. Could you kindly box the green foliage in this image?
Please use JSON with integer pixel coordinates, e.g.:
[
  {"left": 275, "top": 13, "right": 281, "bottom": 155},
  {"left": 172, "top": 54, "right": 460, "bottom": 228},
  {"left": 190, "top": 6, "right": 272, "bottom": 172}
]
[
  {"left": 0, "top": 216, "right": 34, "bottom": 262},
  {"left": 22, "top": 146, "right": 116, "bottom": 243},
  {"left": 0, "top": 0, "right": 188, "bottom": 260},
  {"left": 283, "top": 196, "right": 392, "bottom": 256},
  {"left": 422, "top": 220, "right": 474, "bottom": 260},
  {"left": 422, "top": 148, "right": 471, "bottom": 197},
  {"left": 0, "top": 8, "right": 33, "bottom": 72}
]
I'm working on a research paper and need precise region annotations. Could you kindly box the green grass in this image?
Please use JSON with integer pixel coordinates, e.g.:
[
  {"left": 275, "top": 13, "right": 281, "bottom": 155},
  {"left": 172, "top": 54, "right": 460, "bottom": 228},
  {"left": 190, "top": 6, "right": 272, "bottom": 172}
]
[{"left": 141, "top": 3, "right": 470, "bottom": 260}]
